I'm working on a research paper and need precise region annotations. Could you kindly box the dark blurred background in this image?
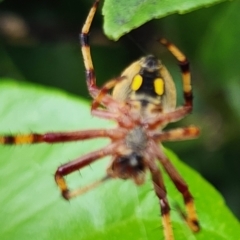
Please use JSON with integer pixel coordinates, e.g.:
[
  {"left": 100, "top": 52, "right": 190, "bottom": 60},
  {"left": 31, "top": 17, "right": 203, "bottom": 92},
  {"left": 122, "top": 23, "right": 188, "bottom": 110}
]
[{"left": 0, "top": 0, "right": 239, "bottom": 219}]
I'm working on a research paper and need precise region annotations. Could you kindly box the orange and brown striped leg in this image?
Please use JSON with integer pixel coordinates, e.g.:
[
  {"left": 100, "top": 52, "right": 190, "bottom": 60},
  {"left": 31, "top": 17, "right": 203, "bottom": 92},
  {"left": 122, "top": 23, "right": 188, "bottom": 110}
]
[
  {"left": 55, "top": 143, "right": 117, "bottom": 200},
  {"left": 91, "top": 76, "right": 125, "bottom": 110},
  {"left": 160, "top": 38, "right": 193, "bottom": 108},
  {"left": 80, "top": 0, "right": 100, "bottom": 98},
  {"left": 0, "top": 133, "right": 43, "bottom": 145},
  {"left": 152, "top": 126, "right": 200, "bottom": 142},
  {"left": 147, "top": 105, "right": 192, "bottom": 130},
  {"left": 155, "top": 145, "right": 200, "bottom": 233},
  {"left": 149, "top": 161, "right": 174, "bottom": 240},
  {"left": 0, "top": 129, "right": 118, "bottom": 145},
  {"left": 80, "top": 1, "right": 128, "bottom": 111},
  {"left": 91, "top": 108, "right": 133, "bottom": 128}
]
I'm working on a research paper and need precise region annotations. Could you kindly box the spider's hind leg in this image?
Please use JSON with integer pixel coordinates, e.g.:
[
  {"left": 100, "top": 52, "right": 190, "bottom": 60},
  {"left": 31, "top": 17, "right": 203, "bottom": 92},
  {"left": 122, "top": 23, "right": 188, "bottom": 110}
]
[
  {"left": 149, "top": 162, "right": 174, "bottom": 240},
  {"left": 55, "top": 143, "right": 117, "bottom": 200},
  {"left": 155, "top": 148, "right": 200, "bottom": 233}
]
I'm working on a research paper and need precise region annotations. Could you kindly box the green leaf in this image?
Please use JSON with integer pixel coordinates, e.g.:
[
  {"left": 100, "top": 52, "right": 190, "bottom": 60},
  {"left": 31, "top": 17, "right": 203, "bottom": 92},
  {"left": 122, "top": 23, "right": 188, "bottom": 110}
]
[
  {"left": 0, "top": 80, "right": 239, "bottom": 240},
  {"left": 103, "top": 0, "right": 229, "bottom": 40}
]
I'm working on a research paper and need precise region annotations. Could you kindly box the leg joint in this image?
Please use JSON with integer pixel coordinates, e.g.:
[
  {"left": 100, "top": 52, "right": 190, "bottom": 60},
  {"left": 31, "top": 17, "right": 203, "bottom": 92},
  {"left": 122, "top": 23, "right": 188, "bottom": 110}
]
[{"left": 80, "top": 33, "right": 89, "bottom": 46}]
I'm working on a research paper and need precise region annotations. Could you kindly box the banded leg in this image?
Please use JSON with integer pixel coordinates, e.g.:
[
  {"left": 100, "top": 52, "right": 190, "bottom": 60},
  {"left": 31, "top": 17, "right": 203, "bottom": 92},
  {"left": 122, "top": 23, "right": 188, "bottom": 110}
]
[
  {"left": 55, "top": 143, "right": 117, "bottom": 199},
  {"left": 147, "top": 105, "right": 192, "bottom": 130},
  {"left": 80, "top": 0, "right": 127, "bottom": 112},
  {"left": 0, "top": 129, "right": 120, "bottom": 145},
  {"left": 154, "top": 144, "right": 200, "bottom": 232},
  {"left": 92, "top": 108, "right": 134, "bottom": 128},
  {"left": 149, "top": 161, "right": 174, "bottom": 240},
  {"left": 160, "top": 38, "right": 193, "bottom": 108},
  {"left": 152, "top": 126, "right": 200, "bottom": 142},
  {"left": 91, "top": 76, "right": 126, "bottom": 110},
  {"left": 80, "top": 0, "right": 100, "bottom": 98}
]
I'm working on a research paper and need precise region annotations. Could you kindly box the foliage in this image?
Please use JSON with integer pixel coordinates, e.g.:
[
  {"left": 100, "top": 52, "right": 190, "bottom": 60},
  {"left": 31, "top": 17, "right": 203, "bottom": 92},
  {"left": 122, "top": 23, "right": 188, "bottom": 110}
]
[
  {"left": 103, "top": 0, "right": 228, "bottom": 39},
  {"left": 0, "top": 80, "right": 239, "bottom": 240},
  {"left": 0, "top": 0, "right": 240, "bottom": 238}
]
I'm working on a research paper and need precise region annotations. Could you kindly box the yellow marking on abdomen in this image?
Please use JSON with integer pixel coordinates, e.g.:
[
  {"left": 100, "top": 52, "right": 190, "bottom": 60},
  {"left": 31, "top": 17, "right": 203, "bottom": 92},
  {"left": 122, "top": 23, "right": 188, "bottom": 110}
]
[
  {"left": 154, "top": 78, "right": 164, "bottom": 95},
  {"left": 131, "top": 74, "right": 143, "bottom": 91}
]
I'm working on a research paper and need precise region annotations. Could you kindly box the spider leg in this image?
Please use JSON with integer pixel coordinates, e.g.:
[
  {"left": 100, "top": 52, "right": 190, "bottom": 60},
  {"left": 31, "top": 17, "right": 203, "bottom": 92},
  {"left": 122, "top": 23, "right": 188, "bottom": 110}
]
[
  {"left": 147, "top": 106, "right": 192, "bottom": 129},
  {"left": 90, "top": 76, "right": 136, "bottom": 128},
  {"left": 80, "top": 0, "right": 131, "bottom": 121},
  {"left": 152, "top": 126, "right": 200, "bottom": 142},
  {"left": 160, "top": 38, "right": 192, "bottom": 108},
  {"left": 154, "top": 143, "right": 200, "bottom": 232},
  {"left": 55, "top": 142, "right": 117, "bottom": 200},
  {"left": 0, "top": 129, "right": 119, "bottom": 145},
  {"left": 92, "top": 108, "right": 133, "bottom": 128},
  {"left": 91, "top": 76, "right": 126, "bottom": 110},
  {"left": 63, "top": 175, "right": 111, "bottom": 200},
  {"left": 80, "top": 0, "right": 100, "bottom": 98},
  {"left": 148, "top": 160, "right": 174, "bottom": 240}
]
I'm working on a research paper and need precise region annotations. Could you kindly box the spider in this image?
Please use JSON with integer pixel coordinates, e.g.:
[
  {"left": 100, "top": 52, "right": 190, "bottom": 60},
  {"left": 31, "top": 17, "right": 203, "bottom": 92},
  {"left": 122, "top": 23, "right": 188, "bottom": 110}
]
[{"left": 0, "top": 0, "right": 200, "bottom": 239}]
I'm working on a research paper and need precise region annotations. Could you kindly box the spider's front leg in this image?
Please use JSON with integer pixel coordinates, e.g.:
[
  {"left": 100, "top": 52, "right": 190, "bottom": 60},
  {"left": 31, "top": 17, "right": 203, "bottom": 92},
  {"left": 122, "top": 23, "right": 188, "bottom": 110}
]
[
  {"left": 80, "top": 0, "right": 131, "bottom": 126},
  {"left": 80, "top": 0, "right": 100, "bottom": 98}
]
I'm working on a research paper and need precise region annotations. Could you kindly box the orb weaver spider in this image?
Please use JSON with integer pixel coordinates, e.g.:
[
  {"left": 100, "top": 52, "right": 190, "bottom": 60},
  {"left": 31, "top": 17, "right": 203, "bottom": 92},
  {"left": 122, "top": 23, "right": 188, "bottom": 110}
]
[{"left": 0, "top": 0, "right": 200, "bottom": 239}]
